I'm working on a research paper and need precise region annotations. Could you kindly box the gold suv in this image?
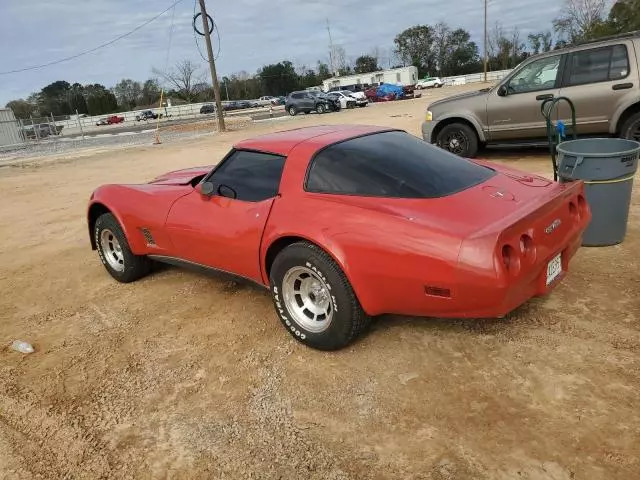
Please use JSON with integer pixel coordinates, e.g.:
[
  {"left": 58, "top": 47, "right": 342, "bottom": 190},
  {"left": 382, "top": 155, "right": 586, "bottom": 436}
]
[{"left": 422, "top": 31, "right": 640, "bottom": 157}]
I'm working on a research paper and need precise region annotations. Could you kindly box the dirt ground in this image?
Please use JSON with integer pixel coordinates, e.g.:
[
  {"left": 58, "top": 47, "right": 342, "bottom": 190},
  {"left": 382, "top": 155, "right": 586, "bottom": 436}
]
[{"left": 1, "top": 84, "right": 639, "bottom": 480}]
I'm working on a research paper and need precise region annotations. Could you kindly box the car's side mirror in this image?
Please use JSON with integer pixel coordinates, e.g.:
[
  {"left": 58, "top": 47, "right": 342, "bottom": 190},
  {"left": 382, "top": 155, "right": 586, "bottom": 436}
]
[
  {"left": 198, "top": 181, "right": 215, "bottom": 196},
  {"left": 497, "top": 85, "right": 508, "bottom": 97},
  {"left": 218, "top": 184, "right": 237, "bottom": 199}
]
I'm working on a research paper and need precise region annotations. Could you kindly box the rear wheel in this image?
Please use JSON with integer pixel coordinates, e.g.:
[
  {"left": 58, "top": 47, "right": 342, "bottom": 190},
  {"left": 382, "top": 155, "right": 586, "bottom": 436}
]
[
  {"left": 269, "top": 242, "right": 370, "bottom": 351},
  {"left": 316, "top": 103, "right": 326, "bottom": 114},
  {"left": 435, "top": 122, "right": 479, "bottom": 158},
  {"left": 620, "top": 112, "right": 640, "bottom": 143},
  {"left": 288, "top": 106, "right": 297, "bottom": 116},
  {"left": 94, "top": 213, "right": 151, "bottom": 283}
]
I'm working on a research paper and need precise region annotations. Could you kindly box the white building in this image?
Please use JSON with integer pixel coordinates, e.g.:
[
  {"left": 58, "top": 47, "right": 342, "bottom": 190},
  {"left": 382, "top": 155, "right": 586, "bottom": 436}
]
[
  {"left": 0, "top": 108, "right": 24, "bottom": 149},
  {"left": 322, "top": 66, "right": 418, "bottom": 91}
]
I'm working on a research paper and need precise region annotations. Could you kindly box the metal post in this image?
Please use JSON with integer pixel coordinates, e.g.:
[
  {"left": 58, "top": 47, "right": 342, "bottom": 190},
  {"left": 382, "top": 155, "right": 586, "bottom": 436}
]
[
  {"left": 198, "top": 0, "right": 225, "bottom": 132},
  {"left": 50, "top": 113, "right": 55, "bottom": 137},
  {"left": 76, "top": 109, "right": 85, "bottom": 140},
  {"left": 483, "top": 0, "right": 488, "bottom": 83}
]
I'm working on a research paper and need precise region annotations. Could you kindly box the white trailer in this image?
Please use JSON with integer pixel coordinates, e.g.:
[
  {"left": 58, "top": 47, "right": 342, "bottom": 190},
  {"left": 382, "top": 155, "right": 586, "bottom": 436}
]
[{"left": 322, "top": 66, "right": 419, "bottom": 91}]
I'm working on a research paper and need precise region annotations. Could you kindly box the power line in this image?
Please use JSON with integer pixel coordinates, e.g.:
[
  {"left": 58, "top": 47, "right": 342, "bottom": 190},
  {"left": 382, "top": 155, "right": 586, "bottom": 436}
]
[{"left": 0, "top": 0, "right": 186, "bottom": 75}]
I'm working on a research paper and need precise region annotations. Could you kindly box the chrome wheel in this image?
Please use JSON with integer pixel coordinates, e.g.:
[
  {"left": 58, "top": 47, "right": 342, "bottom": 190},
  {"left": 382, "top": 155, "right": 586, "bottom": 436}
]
[
  {"left": 282, "top": 266, "right": 333, "bottom": 333},
  {"left": 100, "top": 229, "right": 125, "bottom": 272}
]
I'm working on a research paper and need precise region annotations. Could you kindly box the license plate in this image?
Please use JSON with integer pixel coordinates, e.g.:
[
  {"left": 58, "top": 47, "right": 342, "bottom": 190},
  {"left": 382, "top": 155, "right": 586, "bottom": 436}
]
[{"left": 546, "top": 253, "right": 562, "bottom": 285}]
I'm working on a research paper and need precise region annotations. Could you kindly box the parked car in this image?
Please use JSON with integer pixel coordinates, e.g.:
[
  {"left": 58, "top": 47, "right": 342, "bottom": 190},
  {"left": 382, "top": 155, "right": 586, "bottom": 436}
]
[
  {"left": 422, "top": 30, "right": 640, "bottom": 158},
  {"left": 416, "top": 76, "right": 444, "bottom": 89},
  {"left": 96, "top": 118, "right": 109, "bottom": 126},
  {"left": 135, "top": 110, "right": 161, "bottom": 121},
  {"left": 200, "top": 104, "right": 216, "bottom": 114},
  {"left": 107, "top": 115, "right": 124, "bottom": 124},
  {"left": 285, "top": 91, "right": 340, "bottom": 116},
  {"left": 326, "top": 91, "right": 357, "bottom": 109},
  {"left": 87, "top": 125, "right": 590, "bottom": 350}
]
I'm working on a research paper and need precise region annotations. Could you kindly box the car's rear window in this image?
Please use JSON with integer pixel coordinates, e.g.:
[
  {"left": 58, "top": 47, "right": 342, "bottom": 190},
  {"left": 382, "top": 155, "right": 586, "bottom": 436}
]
[{"left": 305, "top": 130, "right": 495, "bottom": 198}]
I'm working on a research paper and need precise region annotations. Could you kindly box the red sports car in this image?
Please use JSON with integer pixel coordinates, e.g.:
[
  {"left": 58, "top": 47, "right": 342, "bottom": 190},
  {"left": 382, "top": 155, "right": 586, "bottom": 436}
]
[{"left": 87, "top": 125, "right": 591, "bottom": 350}]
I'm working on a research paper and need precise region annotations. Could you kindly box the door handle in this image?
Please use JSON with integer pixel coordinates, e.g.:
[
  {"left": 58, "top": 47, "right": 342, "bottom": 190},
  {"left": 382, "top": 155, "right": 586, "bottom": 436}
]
[
  {"left": 612, "top": 83, "right": 633, "bottom": 90},
  {"left": 536, "top": 94, "right": 554, "bottom": 100}
]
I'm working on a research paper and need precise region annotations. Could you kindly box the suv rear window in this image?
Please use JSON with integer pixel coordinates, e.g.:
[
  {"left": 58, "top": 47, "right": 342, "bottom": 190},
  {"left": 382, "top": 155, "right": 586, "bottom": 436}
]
[
  {"left": 566, "top": 44, "right": 629, "bottom": 86},
  {"left": 305, "top": 131, "right": 495, "bottom": 198}
]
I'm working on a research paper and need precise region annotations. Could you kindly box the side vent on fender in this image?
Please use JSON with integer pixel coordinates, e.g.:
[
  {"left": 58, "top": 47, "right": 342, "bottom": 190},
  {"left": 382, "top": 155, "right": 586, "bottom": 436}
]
[{"left": 141, "top": 228, "right": 156, "bottom": 246}]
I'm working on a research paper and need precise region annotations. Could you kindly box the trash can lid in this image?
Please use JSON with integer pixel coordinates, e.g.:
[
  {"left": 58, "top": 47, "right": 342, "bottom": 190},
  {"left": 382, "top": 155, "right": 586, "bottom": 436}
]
[{"left": 557, "top": 138, "right": 640, "bottom": 158}]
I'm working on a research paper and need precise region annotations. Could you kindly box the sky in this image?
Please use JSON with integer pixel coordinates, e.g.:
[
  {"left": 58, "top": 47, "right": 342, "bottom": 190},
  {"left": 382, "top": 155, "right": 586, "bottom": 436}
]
[{"left": 0, "top": 0, "right": 574, "bottom": 105}]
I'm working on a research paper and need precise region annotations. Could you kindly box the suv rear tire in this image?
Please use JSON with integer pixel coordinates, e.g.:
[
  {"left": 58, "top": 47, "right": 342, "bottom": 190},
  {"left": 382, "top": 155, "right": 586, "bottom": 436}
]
[
  {"left": 436, "top": 123, "right": 479, "bottom": 158},
  {"left": 620, "top": 112, "right": 640, "bottom": 143},
  {"left": 288, "top": 106, "right": 297, "bottom": 116},
  {"left": 316, "top": 103, "right": 326, "bottom": 114}
]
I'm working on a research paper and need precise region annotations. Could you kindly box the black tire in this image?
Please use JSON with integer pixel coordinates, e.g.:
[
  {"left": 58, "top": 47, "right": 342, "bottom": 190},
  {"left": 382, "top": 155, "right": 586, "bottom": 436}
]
[
  {"left": 316, "top": 103, "right": 326, "bottom": 114},
  {"left": 94, "top": 213, "right": 151, "bottom": 283},
  {"left": 288, "top": 106, "right": 297, "bottom": 116},
  {"left": 269, "top": 241, "right": 370, "bottom": 351},
  {"left": 435, "top": 122, "right": 479, "bottom": 158},
  {"left": 620, "top": 112, "right": 640, "bottom": 143}
]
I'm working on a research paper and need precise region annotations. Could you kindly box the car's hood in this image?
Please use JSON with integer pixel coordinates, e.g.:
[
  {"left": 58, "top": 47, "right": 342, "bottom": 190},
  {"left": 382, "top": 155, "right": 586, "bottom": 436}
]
[
  {"left": 428, "top": 87, "right": 492, "bottom": 109},
  {"left": 149, "top": 165, "right": 213, "bottom": 185}
]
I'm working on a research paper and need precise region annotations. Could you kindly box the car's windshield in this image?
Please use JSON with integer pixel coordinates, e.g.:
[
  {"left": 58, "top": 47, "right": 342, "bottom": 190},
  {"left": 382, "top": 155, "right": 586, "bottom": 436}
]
[{"left": 306, "top": 130, "right": 496, "bottom": 198}]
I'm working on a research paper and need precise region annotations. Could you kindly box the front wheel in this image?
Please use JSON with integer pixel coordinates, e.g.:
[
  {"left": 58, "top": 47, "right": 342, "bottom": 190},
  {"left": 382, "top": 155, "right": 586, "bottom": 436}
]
[
  {"left": 269, "top": 242, "right": 370, "bottom": 351},
  {"left": 94, "top": 213, "right": 151, "bottom": 283},
  {"left": 435, "top": 123, "right": 479, "bottom": 158}
]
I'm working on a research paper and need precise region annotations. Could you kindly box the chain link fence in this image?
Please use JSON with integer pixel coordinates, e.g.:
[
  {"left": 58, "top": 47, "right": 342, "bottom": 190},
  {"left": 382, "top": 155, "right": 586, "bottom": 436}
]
[{"left": 0, "top": 103, "right": 281, "bottom": 166}]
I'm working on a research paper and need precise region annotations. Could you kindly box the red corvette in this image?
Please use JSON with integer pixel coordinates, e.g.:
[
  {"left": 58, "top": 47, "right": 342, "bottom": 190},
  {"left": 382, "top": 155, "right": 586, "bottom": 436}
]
[{"left": 87, "top": 125, "right": 591, "bottom": 350}]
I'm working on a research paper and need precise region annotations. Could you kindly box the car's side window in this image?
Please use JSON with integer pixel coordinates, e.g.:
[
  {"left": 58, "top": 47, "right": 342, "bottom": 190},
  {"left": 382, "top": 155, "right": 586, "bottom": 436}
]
[
  {"left": 565, "top": 44, "right": 629, "bottom": 86},
  {"left": 209, "top": 150, "right": 286, "bottom": 202},
  {"left": 507, "top": 55, "right": 561, "bottom": 94}
]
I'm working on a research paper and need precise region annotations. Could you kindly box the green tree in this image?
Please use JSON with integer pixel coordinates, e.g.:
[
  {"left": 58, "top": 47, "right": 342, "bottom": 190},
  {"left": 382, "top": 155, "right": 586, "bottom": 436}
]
[
  {"left": 113, "top": 79, "right": 142, "bottom": 109},
  {"left": 394, "top": 25, "right": 436, "bottom": 75},
  {"left": 258, "top": 61, "right": 299, "bottom": 96},
  {"left": 437, "top": 27, "right": 481, "bottom": 76},
  {"left": 38, "top": 80, "right": 72, "bottom": 116},
  {"left": 5, "top": 99, "right": 35, "bottom": 119},
  {"left": 605, "top": 0, "right": 640, "bottom": 34},
  {"left": 84, "top": 84, "right": 118, "bottom": 116},
  {"left": 68, "top": 83, "right": 88, "bottom": 114},
  {"left": 140, "top": 79, "right": 161, "bottom": 106},
  {"left": 317, "top": 62, "right": 332, "bottom": 81},
  {"left": 354, "top": 55, "right": 379, "bottom": 74}
]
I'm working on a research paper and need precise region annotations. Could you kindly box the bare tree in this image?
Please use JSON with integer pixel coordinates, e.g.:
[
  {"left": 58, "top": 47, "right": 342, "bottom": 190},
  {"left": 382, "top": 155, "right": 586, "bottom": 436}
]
[
  {"left": 553, "top": 0, "right": 607, "bottom": 42},
  {"left": 153, "top": 60, "right": 203, "bottom": 102},
  {"left": 331, "top": 45, "right": 349, "bottom": 75}
]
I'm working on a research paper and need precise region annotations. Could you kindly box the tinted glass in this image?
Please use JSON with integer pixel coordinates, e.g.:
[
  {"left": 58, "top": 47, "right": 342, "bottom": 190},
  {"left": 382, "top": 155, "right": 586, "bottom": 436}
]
[
  {"left": 211, "top": 150, "right": 286, "bottom": 202},
  {"left": 567, "top": 47, "right": 611, "bottom": 85},
  {"left": 306, "top": 131, "right": 495, "bottom": 198},
  {"left": 609, "top": 45, "right": 629, "bottom": 79}
]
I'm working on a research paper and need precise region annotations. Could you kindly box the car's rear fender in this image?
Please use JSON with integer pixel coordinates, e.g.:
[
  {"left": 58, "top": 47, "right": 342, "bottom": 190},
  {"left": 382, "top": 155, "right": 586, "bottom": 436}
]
[{"left": 455, "top": 180, "right": 590, "bottom": 313}]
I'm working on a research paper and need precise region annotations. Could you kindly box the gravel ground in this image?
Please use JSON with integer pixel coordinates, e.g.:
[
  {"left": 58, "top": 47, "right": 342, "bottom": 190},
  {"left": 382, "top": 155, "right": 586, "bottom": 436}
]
[{"left": 1, "top": 84, "right": 639, "bottom": 479}]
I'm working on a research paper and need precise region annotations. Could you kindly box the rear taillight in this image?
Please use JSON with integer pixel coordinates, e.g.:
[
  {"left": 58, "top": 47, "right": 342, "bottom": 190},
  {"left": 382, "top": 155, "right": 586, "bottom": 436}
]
[
  {"left": 501, "top": 244, "right": 521, "bottom": 275},
  {"left": 519, "top": 234, "right": 536, "bottom": 263},
  {"left": 577, "top": 194, "right": 588, "bottom": 218}
]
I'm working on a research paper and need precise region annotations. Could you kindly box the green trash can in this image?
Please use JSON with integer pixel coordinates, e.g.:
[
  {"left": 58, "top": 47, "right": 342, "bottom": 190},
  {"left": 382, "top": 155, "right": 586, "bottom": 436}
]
[{"left": 556, "top": 138, "right": 640, "bottom": 247}]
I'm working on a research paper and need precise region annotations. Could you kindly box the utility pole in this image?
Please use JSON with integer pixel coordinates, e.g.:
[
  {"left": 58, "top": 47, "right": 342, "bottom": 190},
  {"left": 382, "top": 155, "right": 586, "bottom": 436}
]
[
  {"left": 326, "top": 18, "right": 335, "bottom": 77},
  {"left": 198, "top": 0, "right": 225, "bottom": 131},
  {"left": 483, "top": 0, "right": 488, "bottom": 83}
]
